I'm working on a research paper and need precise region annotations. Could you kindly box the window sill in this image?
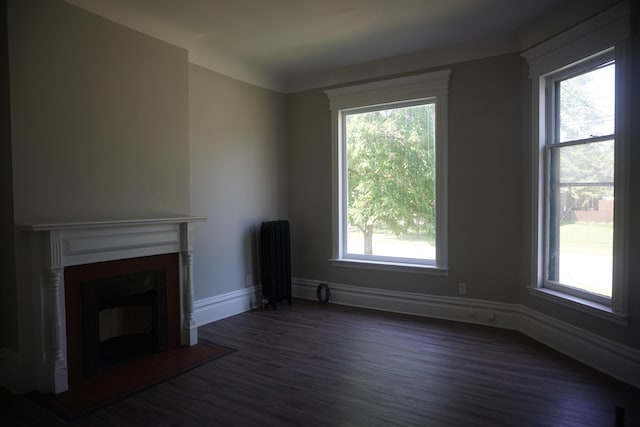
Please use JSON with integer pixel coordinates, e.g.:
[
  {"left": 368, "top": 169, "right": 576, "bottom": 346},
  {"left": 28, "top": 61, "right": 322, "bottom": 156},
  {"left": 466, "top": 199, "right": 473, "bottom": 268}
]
[
  {"left": 329, "top": 258, "right": 449, "bottom": 276},
  {"left": 528, "top": 286, "right": 628, "bottom": 326}
]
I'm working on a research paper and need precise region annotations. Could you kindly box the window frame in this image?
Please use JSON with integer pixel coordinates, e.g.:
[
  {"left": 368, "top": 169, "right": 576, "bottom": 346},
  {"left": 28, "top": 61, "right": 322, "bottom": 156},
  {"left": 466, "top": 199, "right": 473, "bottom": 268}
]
[
  {"left": 522, "top": 2, "right": 630, "bottom": 322},
  {"left": 325, "top": 70, "right": 451, "bottom": 274},
  {"left": 542, "top": 51, "right": 616, "bottom": 307}
]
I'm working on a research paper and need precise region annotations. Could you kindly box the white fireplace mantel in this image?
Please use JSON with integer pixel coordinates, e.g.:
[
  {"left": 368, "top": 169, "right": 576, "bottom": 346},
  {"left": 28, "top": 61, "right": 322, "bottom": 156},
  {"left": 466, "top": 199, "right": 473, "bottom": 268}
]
[{"left": 16, "top": 216, "right": 206, "bottom": 394}]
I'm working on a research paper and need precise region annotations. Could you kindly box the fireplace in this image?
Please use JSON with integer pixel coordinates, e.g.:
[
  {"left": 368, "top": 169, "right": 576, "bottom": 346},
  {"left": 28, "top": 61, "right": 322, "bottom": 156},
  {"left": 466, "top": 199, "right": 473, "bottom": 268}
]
[
  {"left": 15, "top": 217, "right": 205, "bottom": 394},
  {"left": 64, "top": 253, "right": 182, "bottom": 387}
]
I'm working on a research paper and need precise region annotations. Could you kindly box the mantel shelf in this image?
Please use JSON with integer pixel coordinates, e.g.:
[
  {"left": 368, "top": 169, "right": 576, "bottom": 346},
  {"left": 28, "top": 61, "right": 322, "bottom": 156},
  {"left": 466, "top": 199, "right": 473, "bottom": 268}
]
[{"left": 17, "top": 216, "right": 207, "bottom": 232}]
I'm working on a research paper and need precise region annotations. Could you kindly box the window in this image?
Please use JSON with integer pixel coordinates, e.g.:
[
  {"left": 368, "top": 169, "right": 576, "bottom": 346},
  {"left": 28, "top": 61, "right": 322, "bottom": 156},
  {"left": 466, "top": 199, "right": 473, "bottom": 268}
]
[
  {"left": 523, "top": 3, "right": 629, "bottom": 319},
  {"left": 325, "top": 70, "right": 451, "bottom": 272},
  {"left": 544, "top": 52, "right": 616, "bottom": 304}
]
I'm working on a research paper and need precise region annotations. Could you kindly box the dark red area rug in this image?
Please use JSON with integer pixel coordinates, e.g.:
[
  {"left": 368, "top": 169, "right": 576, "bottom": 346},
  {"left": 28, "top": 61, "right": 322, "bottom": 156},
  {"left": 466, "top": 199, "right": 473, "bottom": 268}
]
[{"left": 31, "top": 341, "right": 234, "bottom": 421}]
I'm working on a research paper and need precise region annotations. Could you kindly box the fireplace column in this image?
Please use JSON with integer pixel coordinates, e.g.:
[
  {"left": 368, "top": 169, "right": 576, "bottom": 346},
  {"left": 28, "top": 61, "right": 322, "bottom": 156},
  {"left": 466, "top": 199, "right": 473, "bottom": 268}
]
[
  {"left": 45, "top": 231, "right": 69, "bottom": 393},
  {"left": 180, "top": 222, "right": 197, "bottom": 346}
]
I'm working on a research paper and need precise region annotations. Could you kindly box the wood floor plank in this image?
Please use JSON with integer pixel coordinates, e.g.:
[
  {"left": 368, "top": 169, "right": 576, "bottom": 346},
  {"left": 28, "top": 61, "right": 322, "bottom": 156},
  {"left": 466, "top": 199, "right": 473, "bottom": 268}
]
[{"left": 3, "top": 299, "right": 639, "bottom": 426}]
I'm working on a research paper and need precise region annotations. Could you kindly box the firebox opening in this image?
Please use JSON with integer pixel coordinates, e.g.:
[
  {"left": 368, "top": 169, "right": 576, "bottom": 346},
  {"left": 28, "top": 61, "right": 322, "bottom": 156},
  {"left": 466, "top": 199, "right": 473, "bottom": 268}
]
[
  {"left": 98, "top": 296, "right": 154, "bottom": 371},
  {"left": 82, "top": 270, "right": 168, "bottom": 377}
]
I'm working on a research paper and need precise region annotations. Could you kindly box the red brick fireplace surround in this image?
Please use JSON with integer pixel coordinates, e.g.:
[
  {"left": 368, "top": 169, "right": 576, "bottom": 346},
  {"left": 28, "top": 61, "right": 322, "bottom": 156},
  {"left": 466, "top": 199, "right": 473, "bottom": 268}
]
[{"left": 64, "top": 253, "right": 180, "bottom": 388}]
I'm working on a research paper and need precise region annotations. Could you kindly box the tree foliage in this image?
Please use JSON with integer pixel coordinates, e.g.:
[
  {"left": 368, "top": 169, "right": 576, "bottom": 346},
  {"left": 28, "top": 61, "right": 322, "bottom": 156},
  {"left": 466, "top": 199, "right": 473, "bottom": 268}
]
[
  {"left": 346, "top": 103, "right": 435, "bottom": 254},
  {"left": 555, "top": 63, "right": 615, "bottom": 217}
]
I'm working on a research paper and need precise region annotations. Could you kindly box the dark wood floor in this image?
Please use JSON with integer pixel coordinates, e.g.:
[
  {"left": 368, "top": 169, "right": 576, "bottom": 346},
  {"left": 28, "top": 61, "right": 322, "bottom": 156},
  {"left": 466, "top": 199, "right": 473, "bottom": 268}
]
[{"left": 3, "top": 299, "right": 639, "bottom": 426}]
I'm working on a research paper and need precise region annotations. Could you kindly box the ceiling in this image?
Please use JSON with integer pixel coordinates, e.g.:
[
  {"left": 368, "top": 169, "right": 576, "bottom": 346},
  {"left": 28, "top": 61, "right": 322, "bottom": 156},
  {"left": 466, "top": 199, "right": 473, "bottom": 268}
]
[{"left": 63, "top": 0, "right": 618, "bottom": 92}]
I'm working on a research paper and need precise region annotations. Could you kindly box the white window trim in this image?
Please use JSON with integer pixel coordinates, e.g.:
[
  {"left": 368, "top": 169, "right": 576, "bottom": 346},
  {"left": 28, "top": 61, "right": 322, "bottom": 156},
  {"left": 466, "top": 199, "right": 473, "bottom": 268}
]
[
  {"left": 325, "top": 70, "right": 452, "bottom": 274},
  {"left": 522, "top": 1, "right": 630, "bottom": 321}
]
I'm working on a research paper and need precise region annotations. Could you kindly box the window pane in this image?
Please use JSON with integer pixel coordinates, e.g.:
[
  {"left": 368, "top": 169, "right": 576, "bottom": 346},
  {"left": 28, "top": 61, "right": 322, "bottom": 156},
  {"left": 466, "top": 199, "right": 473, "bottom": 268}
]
[
  {"left": 548, "top": 142, "right": 614, "bottom": 296},
  {"left": 558, "top": 140, "right": 614, "bottom": 184},
  {"left": 558, "top": 62, "right": 615, "bottom": 143},
  {"left": 345, "top": 103, "right": 435, "bottom": 260}
]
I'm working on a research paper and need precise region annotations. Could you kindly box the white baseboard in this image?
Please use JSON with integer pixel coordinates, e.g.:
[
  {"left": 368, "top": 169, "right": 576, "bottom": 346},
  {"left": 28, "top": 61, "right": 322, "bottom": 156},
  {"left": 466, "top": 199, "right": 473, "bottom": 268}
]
[
  {"left": 519, "top": 306, "right": 640, "bottom": 389},
  {"left": 292, "top": 278, "right": 521, "bottom": 330},
  {"left": 194, "top": 285, "right": 261, "bottom": 327},
  {"left": 293, "top": 277, "right": 640, "bottom": 389},
  {"left": 0, "top": 347, "right": 18, "bottom": 393}
]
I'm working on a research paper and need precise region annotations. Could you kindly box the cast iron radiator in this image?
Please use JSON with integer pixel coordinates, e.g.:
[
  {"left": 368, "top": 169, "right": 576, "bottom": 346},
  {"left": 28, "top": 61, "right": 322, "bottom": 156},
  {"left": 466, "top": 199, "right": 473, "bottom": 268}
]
[{"left": 260, "top": 220, "right": 292, "bottom": 307}]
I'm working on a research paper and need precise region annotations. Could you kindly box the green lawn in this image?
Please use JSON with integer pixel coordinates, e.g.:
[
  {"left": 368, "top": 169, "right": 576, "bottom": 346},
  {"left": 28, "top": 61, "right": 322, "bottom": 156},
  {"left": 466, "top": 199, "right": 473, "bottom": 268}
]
[{"left": 560, "top": 222, "right": 613, "bottom": 256}]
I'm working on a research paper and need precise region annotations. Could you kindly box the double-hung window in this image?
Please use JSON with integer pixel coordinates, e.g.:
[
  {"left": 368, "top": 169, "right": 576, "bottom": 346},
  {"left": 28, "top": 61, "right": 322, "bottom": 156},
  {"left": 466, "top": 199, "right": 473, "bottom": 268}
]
[
  {"left": 544, "top": 53, "right": 616, "bottom": 303},
  {"left": 326, "top": 70, "right": 451, "bottom": 273},
  {"left": 523, "top": 3, "right": 630, "bottom": 319}
]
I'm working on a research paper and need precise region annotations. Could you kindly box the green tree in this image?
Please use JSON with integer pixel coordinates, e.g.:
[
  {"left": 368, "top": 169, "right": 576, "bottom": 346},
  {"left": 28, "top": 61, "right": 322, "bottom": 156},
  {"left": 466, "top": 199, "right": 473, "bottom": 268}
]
[
  {"left": 557, "top": 63, "right": 615, "bottom": 217},
  {"left": 346, "top": 103, "right": 435, "bottom": 254}
]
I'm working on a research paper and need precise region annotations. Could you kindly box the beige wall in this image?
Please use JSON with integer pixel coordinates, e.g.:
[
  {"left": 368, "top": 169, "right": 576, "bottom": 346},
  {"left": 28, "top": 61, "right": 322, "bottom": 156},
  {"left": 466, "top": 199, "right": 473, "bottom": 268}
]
[
  {"left": 1, "top": 0, "right": 17, "bottom": 351},
  {"left": 5, "top": 0, "right": 190, "bottom": 355},
  {"left": 287, "top": 48, "right": 640, "bottom": 349},
  {"left": 288, "top": 54, "right": 523, "bottom": 303},
  {"left": 8, "top": 0, "right": 189, "bottom": 224},
  {"left": 4, "top": 0, "right": 290, "bottom": 353},
  {"left": 189, "top": 64, "right": 288, "bottom": 300}
]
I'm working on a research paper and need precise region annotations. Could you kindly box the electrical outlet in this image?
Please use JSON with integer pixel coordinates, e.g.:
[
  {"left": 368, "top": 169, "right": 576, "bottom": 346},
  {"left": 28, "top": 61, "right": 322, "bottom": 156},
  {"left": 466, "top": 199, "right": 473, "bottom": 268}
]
[
  {"left": 246, "top": 274, "right": 253, "bottom": 286},
  {"left": 458, "top": 282, "right": 467, "bottom": 295}
]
